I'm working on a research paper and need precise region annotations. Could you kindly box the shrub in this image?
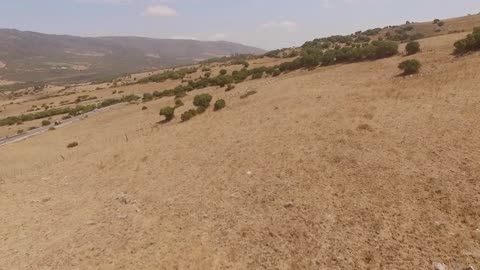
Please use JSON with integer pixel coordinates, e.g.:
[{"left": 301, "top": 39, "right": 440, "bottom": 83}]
[
  {"left": 174, "top": 91, "right": 187, "bottom": 99},
  {"left": 181, "top": 109, "right": 197, "bottom": 122},
  {"left": 219, "top": 69, "right": 228, "bottom": 75},
  {"left": 272, "top": 69, "right": 282, "bottom": 77},
  {"left": 398, "top": 59, "right": 421, "bottom": 75},
  {"left": 251, "top": 72, "right": 263, "bottom": 79},
  {"left": 214, "top": 99, "right": 226, "bottom": 111},
  {"left": 433, "top": 19, "right": 440, "bottom": 24},
  {"left": 175, "top": 99, "right": 184, "bottom": 108},
  {"left": 405, "top": 41, "right": 420, "bottom": 55},
  {"left": 321, "top": 50, "right": 336, "bottom": 66},
  {"left": 193, "top": 93, "right": 213, "bottom": 108},
  {"left": 437, "top": 21, "right": 445, "bottom": 27},
  {"left": 367, "top": 40, "right": 399, "bottom": 59},
  {"left": 159, "top": 106, "right": 175, "bottom": 122},
  {"left": 142, "top": 106, "right": 148, "bottom": 110},
  {"left": 225, "top": 84, "right": 235, "bottom": 92},
  {"left": 48, "top": 127, "right": 56, "bottom": 131},
  {"left": 41, "top": 120, "right": 51, "bottom": 126},
  {"left": 454, "top": 27, "right": 480, "bottom": 54},
  {"left": 211, "top": 74, "right": 234, "bottom": 87},
  {"left": 143, "top": 93, "right": 153, "bottom": 102},
  {"left": 67, "top": 142, "right": 79, "bottom": 148},
  {"left": 17, "top": 129, "right": 24, "bottom": 134},
  {"left": 240, "top": 90, "right": 257, "bottom": 99},
  {"left": 196, "top": 106, "right": 207, "bottom": 114}
]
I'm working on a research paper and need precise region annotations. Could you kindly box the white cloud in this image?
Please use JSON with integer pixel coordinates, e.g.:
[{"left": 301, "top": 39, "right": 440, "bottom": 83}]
[
  {"left": 260, "top": 21, "right": 297, "bottom": 32},
  {"left": 208, "top": 33, "right": 228, "bottom": 40},
  {"left": 144, "top": 5, "right": 177, "bottom": 17}
]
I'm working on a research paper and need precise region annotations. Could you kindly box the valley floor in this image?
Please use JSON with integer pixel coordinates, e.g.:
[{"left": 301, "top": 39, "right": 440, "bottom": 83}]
[{"left": 1, "top": 34, "right": 479, "bottom": 269}]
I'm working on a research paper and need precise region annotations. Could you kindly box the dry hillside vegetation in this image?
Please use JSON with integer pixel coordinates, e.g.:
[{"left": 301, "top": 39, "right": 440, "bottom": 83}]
[{"left": 1, "top": 30, "right": 480, "bottom": 269}]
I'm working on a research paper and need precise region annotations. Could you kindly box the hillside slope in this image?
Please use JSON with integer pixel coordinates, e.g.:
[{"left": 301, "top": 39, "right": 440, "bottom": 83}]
[
  {"left": 0, "top": 29, "right": 265, "bottom": 83},
  {"left": 1, "top": 32, "right": 479, "bottom": 269}
]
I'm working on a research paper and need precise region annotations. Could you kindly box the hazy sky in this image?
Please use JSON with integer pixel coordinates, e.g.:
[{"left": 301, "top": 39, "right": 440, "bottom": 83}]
[{"left": 0, "top": 0, "right": 478, "bottom": 49}]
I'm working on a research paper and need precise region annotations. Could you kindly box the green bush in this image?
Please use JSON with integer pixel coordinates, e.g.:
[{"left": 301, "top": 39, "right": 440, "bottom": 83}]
[
  {"left": 207, "top": 75, "right": 235, "bottom": 87},
  {"left": 433, "top": 19, "right": 440, "bottom": 24},
  {"left": 193, "top": 93, "right": 213, "bottom": 108},
  {"left": 405, "top": 41, "right": 420, "bottom": 55},
  {"left": 321, "top": 50, "right": 336, "bottom": 66},
  {"left": 272, "top": 69, "right": 282, "bottom": 77},
  {"left": 137, "top": 67, "right": 197, "bottom": 84},
  {"left": 159, "top": 106, "right": 175, "bottom": 121},
  {"left": 17, "top": 129, "right": 24, "bottom": 134},
  {"left": 181, "top": 109, "right": 197, "bottom": 122},
  {"left": 41, "top": 120, "right": 51, "bottom": 126},
  {"left": 454, "top": 28, "right": 480, "bottom": 54},
  {"left": 219, "top": 69, "right": 228, "bottom": 75},
  {"left": 398, "top": 59, "right": 421, "bottom": 75},
  {"left": 196, "top": 106, "right": 207, "bottom": 114},
  {"left": 175, "top": 99, "right": 184, "bottom": 108},
  {"left": 0, "top": 104, "right": 98, "bottom": 127},
  {"left": 251, "top": 72, "right": 263, "bottom": 79},
  {"left": 143, "top": 93, "right": 153, "bottom": 102},
  {"left": 367, "top": 40, "right": 399, "bottom": 59},
  {"left": 174, "top": 91, "right": 187, "bottom": 99},
  {"left": 214, "top": 99, "right": 226, "bottom": 111}
]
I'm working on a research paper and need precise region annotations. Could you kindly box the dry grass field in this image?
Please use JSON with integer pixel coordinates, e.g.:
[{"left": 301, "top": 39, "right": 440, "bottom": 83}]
[{"left": 1, "top": 29, "right": 480, "bottom": 269}]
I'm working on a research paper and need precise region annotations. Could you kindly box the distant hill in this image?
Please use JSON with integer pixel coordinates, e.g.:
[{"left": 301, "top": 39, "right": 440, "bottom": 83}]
[{"left": 0, "top": 29, "right": 265, "bottom": 83}]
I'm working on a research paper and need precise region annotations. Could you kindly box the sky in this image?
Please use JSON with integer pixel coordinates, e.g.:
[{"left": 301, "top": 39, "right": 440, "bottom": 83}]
[{"left": 0, "top": 0, "right": 479, "bottom": 49}]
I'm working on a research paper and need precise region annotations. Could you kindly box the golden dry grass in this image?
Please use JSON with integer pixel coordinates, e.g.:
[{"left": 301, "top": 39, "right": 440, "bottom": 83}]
[{"left": 1, "top": 33, "right": 480, "bottom": 269}]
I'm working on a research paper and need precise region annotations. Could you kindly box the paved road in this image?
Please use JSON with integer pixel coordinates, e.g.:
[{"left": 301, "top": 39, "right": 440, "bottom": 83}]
[{"left": 0, "top": 103, "right": 124, "bottom": 147}]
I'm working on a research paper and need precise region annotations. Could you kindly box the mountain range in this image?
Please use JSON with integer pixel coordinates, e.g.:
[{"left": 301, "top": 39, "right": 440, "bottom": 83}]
[{"left": 0, "top": 29, "right": 265, "bottom": 83}]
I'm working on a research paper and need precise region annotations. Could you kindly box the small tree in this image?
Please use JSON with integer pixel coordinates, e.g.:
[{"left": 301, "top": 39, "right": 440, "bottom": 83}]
[
  {"left": 159, "top": 106, "right": 175, "bottom": 122},
  {"left": 193, "top": 93, "right": 213, "bottom": 108},
  {"left": 175, "top": 99, "right": 184, "bottom": 108},
  {"left": 143, "top": 93, "right": 153, "bottom": 102},
  {"left": 214, "top": 99, "right": 226, "bottom": 111},
  {"left": 181, "top": 109, "right": 197, "bottom": 122},
  {"left": 398, "top": 59, "right": 421, "bottom": 75},
  {"left": 405, "top": 41, "right": 420, "bottom": 55},
  {"left": 433, "top": 19, "right": 440, "bottom": 24}
]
